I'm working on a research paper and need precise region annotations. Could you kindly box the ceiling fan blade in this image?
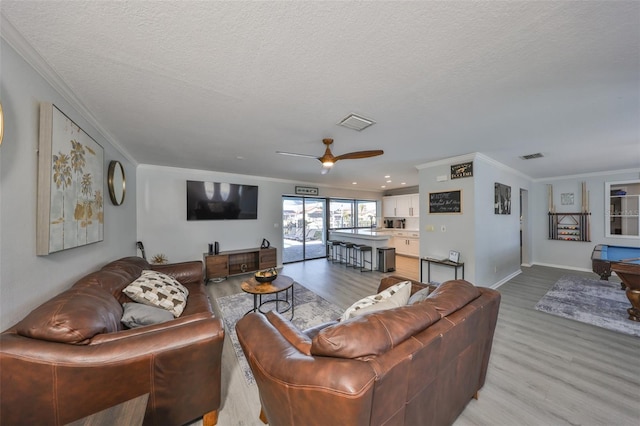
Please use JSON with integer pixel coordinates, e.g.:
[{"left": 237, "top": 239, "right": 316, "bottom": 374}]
[
  {"left": 276, "top": 151, "right": 320, "bottom": 160},
  {"left": 334, "top": 150, "right": 384, "bottom": 161}
]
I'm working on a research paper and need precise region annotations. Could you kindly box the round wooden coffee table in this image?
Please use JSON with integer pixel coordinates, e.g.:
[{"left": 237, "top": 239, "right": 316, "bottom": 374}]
[{"left": 241, "top": 275, "right": 295, "bottom": 318}]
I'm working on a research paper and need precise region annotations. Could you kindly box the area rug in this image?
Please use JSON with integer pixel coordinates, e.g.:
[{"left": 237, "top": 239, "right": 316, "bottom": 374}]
[
  {"left": 534, "top": 275, "right": 640, "bottom": 337},
  {"left": 216, "top": 283, "right": 344, "bottom": 385}
]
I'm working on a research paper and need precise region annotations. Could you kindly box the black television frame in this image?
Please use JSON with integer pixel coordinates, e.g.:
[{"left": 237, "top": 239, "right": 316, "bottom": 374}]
[{"left": 187, "top": 180, "right": 258, "bottom": 220}]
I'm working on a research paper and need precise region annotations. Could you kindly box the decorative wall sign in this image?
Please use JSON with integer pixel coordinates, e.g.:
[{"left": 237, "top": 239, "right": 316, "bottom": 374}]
[
  {"left": 37, "top": 103, "right": 104, "bottom": 255},
  {"left": 429, "top": 190, "right": 462, "bottom": 214},
  {"left": 295, "top": 186, "right": 319, "bottom": 196},
  {"left": 561, "top": 192, "right": 574, "bottom": 205},
  {"left": 451, "top": 161, "right": 473, "bottom": 179},
  {"left": 494, "top": 182, "right": 511, "bottom": 215}
]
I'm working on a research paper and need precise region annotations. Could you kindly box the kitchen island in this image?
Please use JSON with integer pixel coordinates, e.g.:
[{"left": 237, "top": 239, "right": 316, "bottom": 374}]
[{"left": 328, "top": 229, "right": 393, "bottom": 270}]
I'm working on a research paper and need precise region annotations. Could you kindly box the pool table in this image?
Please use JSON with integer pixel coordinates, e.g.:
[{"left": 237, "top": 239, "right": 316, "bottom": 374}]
[{"left": 591, "top": 244, "right": 640, "bottom": 288}]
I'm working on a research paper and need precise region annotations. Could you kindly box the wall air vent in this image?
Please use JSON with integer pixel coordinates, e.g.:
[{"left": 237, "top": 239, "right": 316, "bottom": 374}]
[
  {"left": 520, "top": 153, "right": 544, "bottom": 160},
  {"left": 338, "top": 114, "right": 375, "bottom": 131}
]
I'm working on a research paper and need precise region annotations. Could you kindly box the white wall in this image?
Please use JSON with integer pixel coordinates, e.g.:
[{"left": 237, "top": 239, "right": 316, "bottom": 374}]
[
  {"left": 418, "top": 153, "right": 532, "bottom": 287},
  {"left": 418, "top": 155, "right": 477, "bottom": 284},
  {"left": 473, "top": 156, "right": 531, "bottom": 286},
  {"left": 0, "top": 39, "right": 137, "bottom": 329},
  {"left": 136, "top": 164, "right": 382, "bottom": 265},
  {"left": 532, "top": 170, "right": 640, "bottom": 270}
]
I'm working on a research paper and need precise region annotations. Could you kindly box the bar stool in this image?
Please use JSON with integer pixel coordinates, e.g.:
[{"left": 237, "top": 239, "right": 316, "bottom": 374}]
[
  {"left": 350, "top": 244, "right": 362, "bottom": 268},
  {"left": 330, "top": 240, "right": 343, "bottom": 264},
  {"left": 339, "top": 242, "right": 354, "bottom": 266},
  {"left": 354, "top": 245, "right": 373, "bottom": 272},
  {"left": 326, "top": 240, "right": 335, "bottom": 261}
]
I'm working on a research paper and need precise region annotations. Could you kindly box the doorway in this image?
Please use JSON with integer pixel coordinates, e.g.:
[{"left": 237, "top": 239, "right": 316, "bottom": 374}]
[
  {"left": 282, "top": 196, "right": 327, "bottom": 263},
  {"left": 520, "top": 189, "right": 531, "bottom": 266}
]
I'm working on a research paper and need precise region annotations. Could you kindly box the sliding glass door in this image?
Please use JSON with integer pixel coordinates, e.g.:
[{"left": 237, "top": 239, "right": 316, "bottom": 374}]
[{"left": 282, "top": 196, "right": 327, "bottom": 263}]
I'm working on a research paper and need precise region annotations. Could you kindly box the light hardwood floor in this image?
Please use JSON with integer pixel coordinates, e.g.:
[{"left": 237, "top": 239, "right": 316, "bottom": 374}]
[{"left": 196, "top": 257, "right": 640, "bottom": 426}]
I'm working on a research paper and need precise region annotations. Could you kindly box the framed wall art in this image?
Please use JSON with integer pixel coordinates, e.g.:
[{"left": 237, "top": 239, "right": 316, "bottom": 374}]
[
  {"left": 494, "top": 182, "right": 511, "bottom": 215},
  {"left": 37, "top": 103, "right": 104, "bottom": 255}
]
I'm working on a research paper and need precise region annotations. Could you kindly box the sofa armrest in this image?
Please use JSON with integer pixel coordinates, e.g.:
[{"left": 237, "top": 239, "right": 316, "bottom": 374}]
[
  {"left": 236, "top": 312, "right": 376, "bottom": 425},
  {"left": 0, "top": 315, "right": 224, "bottom": 425},
  {"left": 150, "top": 261, "right": 203, "bottom": 285},
  {"left": 378, "top": 275, "right": 433, "bottom": 295}
]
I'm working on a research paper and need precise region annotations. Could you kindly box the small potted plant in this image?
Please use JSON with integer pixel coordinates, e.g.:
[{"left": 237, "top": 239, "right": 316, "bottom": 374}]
[{"left": 150, "top": 253, "right": 168, "bottom": 265}]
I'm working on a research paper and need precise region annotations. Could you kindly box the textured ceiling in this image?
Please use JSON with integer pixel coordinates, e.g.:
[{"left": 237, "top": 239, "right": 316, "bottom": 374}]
[{"left": 1, "top": 1, "right": 639, "bottom": 190}]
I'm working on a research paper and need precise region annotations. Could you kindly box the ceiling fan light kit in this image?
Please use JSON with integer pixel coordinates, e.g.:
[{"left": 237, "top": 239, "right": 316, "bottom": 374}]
[{"left": 277, "top": 138, "right": 383, "bottom": 175}]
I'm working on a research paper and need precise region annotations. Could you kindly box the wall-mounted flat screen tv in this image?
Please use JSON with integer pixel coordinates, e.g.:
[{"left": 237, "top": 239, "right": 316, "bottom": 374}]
[{"left": 187, "top": 180, "right": 258, "bottom": 220}]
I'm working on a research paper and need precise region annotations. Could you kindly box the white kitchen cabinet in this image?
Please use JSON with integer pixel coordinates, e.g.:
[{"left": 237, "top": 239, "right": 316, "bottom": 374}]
[
  {"left": 383, "top": 194, "right": 419, "bottom": 217},
  {"left": 410, "top": 194, "right": 420, "bottom": 217},
  {"left": 390, "top": 231, "right": 420, "bottom": 257},
  {"left": 395, "top": 196, "right": 411, "bottom": 217},
  {"left": 383, "top": 196, "right": 397, "bottom": 217}
]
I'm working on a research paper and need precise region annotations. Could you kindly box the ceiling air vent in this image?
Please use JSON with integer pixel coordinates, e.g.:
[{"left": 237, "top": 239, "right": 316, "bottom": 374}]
[
  {"left": 338, "top": 114, "right": 375, "bottom": 131},
  {"left": 520, "top": 153, "right": 544, "bottom": 160}
]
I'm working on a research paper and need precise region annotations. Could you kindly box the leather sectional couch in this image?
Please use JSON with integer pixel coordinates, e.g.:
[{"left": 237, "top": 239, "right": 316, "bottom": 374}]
[
  {"left": 236, "top": 276, "right": 501, "bottom": 426},
  {"left": 0, "top": 256, "right": 224, "bottom": 426}
]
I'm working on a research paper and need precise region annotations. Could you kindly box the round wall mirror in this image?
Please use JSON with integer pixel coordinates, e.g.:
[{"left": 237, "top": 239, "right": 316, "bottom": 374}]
[{"left": 107, "top": 160, "right": 126, "bottom": 206}]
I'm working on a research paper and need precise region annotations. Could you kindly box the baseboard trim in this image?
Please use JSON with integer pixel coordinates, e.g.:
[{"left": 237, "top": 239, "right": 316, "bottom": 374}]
[
  {"left": 532, "top": 262, "right": 592, "bottom": 273},
  {"left": 491, "top": 269, "right": 522, "bottom": 289}
]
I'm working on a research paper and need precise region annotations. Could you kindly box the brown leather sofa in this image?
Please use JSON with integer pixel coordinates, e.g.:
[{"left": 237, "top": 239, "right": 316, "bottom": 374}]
[
  {"left": 0, "top": 256, "right": 224, "bottom": 426},
  {"left": 236, "top": 276, "right": 501, "bottom": 426}
]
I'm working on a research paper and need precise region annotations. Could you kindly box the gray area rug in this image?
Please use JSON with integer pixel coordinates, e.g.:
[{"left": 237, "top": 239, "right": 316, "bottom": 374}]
[
  {"left": 216, "top": 283, "right": 344, "bottom": 385},
  {"left": 535, "top": 275, "right": 640, "bottom": 337}
]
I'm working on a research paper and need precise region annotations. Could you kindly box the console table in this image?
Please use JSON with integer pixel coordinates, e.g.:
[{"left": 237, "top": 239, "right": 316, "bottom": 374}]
[
  {"left": 204, "top": 247, "right": 276, "bottom": 281},
  {"left": 420, "top": 257, "right": 465, "bottom": 283}
]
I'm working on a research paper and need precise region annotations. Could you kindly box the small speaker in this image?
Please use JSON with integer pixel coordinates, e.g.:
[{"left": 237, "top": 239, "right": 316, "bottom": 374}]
[
  {"left": 214, "top": 241, "right": 220, "bottom": 255},
  {"left": 208, "top": 244, "right": 213, "bottom": 255}
]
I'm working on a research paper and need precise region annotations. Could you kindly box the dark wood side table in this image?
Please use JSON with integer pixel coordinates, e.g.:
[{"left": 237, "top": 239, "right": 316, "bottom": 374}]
[
  {"left": 65, "top": 393, "right": 149, "bottom": 426},
  {"left": 420, "top": 257, "right": 465, "bottom": 283},
  {"left": 241, "top": 275, "right": 295, "bottom": 319}
]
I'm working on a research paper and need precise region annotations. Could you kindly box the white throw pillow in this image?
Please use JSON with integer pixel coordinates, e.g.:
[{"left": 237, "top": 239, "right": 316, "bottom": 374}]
[
  {"left": 123, "top": 270, "right": 189, "bottom": 317},
  {"left": 341, "top": 280, "right": 412, "bottom": 321}
]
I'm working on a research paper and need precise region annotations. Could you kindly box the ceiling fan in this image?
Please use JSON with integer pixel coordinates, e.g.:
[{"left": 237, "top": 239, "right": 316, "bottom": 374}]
[{"left": 277, "top": 138, "right": 384, "bottom": 174}]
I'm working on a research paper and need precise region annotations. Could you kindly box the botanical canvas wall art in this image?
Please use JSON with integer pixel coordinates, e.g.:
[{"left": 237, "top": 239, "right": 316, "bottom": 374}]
[{"left": 37, "top": 103, "right": 104, "bottom": 255}]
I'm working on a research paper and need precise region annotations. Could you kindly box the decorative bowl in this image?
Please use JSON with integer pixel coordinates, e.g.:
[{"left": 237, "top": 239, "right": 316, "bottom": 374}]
[{"left": 254, "top": 269, "right": 277, "bottom": 283}]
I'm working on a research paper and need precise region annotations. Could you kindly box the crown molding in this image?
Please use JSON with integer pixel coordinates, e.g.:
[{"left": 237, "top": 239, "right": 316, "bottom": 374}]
[
  {"left": 415, "top": 152, "right": 533, "bottom": 181},
  {"left": 0, "top": 16, "right": 137, "bottom": 166},
  {"left": 135, "top": 164, "right": 385, "bottom": 194},
  {"left": 533, "top": 168, "right": 640, "bottom": 183}
]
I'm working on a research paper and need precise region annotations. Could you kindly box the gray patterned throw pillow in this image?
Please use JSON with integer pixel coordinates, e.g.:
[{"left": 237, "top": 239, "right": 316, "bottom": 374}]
[{"left": 123, "top": 270, "right": 189, "bottom": 317}]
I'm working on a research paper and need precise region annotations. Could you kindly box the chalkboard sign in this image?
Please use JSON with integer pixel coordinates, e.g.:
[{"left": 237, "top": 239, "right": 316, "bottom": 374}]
[{"left": 429, "top": 190, "right": 462, "bottom": 214}]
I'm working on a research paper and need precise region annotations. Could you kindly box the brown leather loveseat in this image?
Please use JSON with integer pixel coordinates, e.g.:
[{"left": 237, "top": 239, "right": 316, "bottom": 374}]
[
  {"left": 236, "top": 276, "right": 501, "bottom": 426},
  {"left": 0, "top": 256, "right": 224, "bottom": 426}
]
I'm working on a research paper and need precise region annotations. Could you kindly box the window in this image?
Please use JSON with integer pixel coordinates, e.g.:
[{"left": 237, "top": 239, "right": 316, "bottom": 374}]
[
  {"left": 356, "top": 200, "right": 377, "bottom": 227},
  {"left": 329, "top": 199, "right": 353, "bottom": 229},
  {"left": 606, "top": 180, "right": 640, "bottom": 238},
  {"left": 328, "top": 199, "right": 378, "bottom": 229}
]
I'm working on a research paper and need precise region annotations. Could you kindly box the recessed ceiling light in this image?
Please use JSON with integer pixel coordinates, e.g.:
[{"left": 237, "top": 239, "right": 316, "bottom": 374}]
[
  {"left": 386, "top": 180, "right": 392, "bottom": 183},
  {"left": 401, "top": 182, "right": 406, "bottom": 185},
  {"left": 381, "top": 185, "right": 386, "bottom": 188},
  {"left": 352, "top": 182, "right": 357, "bottom": 185},
  {"left": 236, "top": 156, "right": 245, "bottom": 160},
  {"left": 384, "top": 175, "right": 391, "bottom": 179},
  {"left": 337, "top": 113, "right": 375, "bottom": 131}
]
